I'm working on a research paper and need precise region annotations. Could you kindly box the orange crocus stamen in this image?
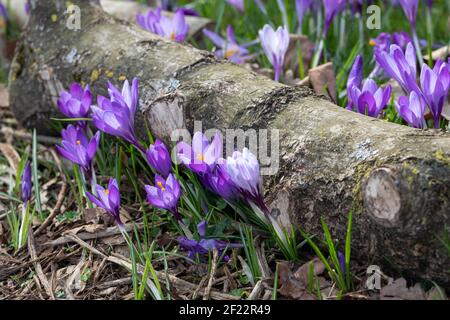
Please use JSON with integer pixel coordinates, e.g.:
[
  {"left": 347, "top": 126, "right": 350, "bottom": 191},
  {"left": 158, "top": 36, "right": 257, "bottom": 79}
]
[
  {"left": 224, "top": 49, "right": 238, "bottom": 58},
  {"left": 157, "top": 181, "right": 165, "bottom": 191},
  {"left": 76, "top": 140, "right": 81, "bottom": 145},
  {"left": 196, "top": 153, "right": 205, "bottom": 161},
  {"left": 105, "top": 189, "right": 109, "bottom": 195}
]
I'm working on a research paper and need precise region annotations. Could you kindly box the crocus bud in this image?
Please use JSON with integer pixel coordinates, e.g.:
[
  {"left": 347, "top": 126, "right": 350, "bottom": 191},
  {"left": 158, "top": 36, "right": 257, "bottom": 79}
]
[
  {"left": 21, "top": 162, "right": 32, "bottom": 203},
  {"left": 146, "top": 140, "right": 172, "bottom": 177},
  {"left": 258, "top": 24, "right": 290, "bottom": 82}
]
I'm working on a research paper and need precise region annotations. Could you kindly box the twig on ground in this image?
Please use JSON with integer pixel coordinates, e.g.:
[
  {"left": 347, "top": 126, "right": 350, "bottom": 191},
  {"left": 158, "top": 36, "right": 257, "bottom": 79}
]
[
  {"left": 96, "top": 277, "right": 132, "bottom": 290},
  {"left": 34, "top": 182, "right": 67, "bottom": 235},
  {"left": 192, "top": 276, "right": 208, "bottom": 300},
  {"left": 248, "top": 279, "right": 264, "bottom": 300},
  {"left": 27, "top": 229, "right": 55, "bottom": 299},
  {"left": 0, "top": 127, "right": 60, "bottom": 145},
  {"left": 66, "top": 233, "right": 239, "bottom": 300},
  {"left": 203, "top": 248, "right": 219, "bottom": 300},
  {"left": 41, "top": 223, "right": 147, "bottom": 247}
]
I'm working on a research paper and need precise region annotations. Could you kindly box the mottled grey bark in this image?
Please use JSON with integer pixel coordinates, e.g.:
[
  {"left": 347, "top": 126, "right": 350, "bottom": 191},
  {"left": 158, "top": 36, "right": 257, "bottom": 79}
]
[{"left": 8, "top": 0, "right": 450, "bottom": 287}]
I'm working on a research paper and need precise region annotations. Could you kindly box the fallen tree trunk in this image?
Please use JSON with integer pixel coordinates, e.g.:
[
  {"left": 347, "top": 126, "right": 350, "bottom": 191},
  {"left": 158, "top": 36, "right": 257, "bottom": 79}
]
[{"left": 8, "top": 0, "right": 450, "bottom": 287}]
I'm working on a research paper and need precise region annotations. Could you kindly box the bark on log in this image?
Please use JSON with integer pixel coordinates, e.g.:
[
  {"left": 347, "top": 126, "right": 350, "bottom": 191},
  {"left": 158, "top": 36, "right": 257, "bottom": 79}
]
[{"left": 8, "top": 0, "right": 450, "bottom": 287}]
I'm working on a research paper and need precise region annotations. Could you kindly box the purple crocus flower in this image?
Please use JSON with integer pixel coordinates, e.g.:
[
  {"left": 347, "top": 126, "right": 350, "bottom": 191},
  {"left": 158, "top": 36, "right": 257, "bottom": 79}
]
[
  {"left": 145, "top": 173, "right": 181, "bottom": 220},
  {"left": 201, "top": 159, "right": 237, "bottom": 200},
  {"left": 347, "top": 55, "right": 363, "bottom": 107},
  {"left": 156, "top": 9, "right": 189, "bottom": 42},
  {"left": 395, "top": 91, "right": 426, "bottom": 129},
  {"left": 296, "top": 0, "right": 313, "bottom": 33},
  {"left": 137, "top": 9, "right": 189, "bottom": 42},
  {"left": 146, "top": 139, "right": 172, "bottom": 177},
  {"left": 0, "top": 2, "right": 8, "bottom": 21},
  {"left": 91, "top": 78, "right": 142, "bottom": 150},
  {"left": 375, "top": 42, "right": 420, "bottom": 94},
  {"left": 398, "top": 0, "right": 423, "bottom": 63},
  {"left": 338, "top": 251, "right": 346, "bottom": 278},
  {"left": 348, "top": 79, "right": 392, "bottom": 118},
  {"left": 86, "top": 178, "right": 123, "bottom": 228},
  {"left": 226, "top": 0, "right": 245, "bottom": 13},
  {"left": 399, "top": 0, "right": 418, "bottom": 29},
  {"left": 258, "top": 25, "right": 290, "bottom": 82},
  {"left": 21, "top": 162, "right": 32, "bottom": 203},
  {"left": 203, "top": 26, "right": 252, "bottom": 64},
  {"left": 136, "top": 8, "right": 162, "bottom": 34},
  {"left": 56, "top": 125, "right": 100, "bottom": 176},
  {"left": 392, "top": 32, "right": 412, "bottom": 49},
  {"left": 226, "top": 148, "right": 268, "bottom": 213},
  {"left": 323, "top": 0, "right": 346, "bottom": 36},
  {"left": 420, "top": 60, "right": 450, "bottom": 128},
  {"left": 177, "top": 132, "right": 223, "bottom": 175},
  {"left": 57, "top": 83, "right": 92, "bottom": 119},
  {"left": 369, "top": 32, "right": 411, "bottom": 79},
  {"left": 24, "top": 1, "right": 30, "bottom": 15},
  {"left": 177, "top": 220, "right": 240, "bottom": 262}
]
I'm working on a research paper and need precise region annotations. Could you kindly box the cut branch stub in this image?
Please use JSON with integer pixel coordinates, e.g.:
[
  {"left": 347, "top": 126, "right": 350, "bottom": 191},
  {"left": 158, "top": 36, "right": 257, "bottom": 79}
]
[{"left": 364, "top": 167, "right": 402, "bottom": 228}]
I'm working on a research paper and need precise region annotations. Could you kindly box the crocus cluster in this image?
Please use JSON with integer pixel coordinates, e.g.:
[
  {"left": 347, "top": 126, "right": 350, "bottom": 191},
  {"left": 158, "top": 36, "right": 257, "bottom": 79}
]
[
  {"left": 258, "top": 25, "right": 290, "bottom": 82},
  {"left": 376, "top": 42, "right": 450, "bottom": 128},
  {"left": 347, "top": 55, "right": 392, "bottom": 118},
  {"left": 137, "top": 9, "right": 189, "bottom": 42},
  {"left": 177, "top": 132, "right": 269, "bottom": 214},
  {"left": 203, "top": 26, "right": 253, "bottom": 64},
  {"left": 177, "top": 220, "right": 241, "bottom": 262}
]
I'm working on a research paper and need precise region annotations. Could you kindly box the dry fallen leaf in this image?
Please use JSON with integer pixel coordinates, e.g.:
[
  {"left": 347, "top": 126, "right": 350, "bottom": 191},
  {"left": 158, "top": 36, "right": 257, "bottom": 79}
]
[
  {"left": 308, "top": 62, "right": 337, "bottom": 103},
  {"left": 293, "top": 258, "right": 326, "bottom": 286},
  {"left": 380, "top": 278, "right": 426, "bottom": 300},
  {"left": 0, "top": 143, "right": 20, "bottom": 173},
  {"left": 277, "top": 261, "right": 319, "bottom": 300}
]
